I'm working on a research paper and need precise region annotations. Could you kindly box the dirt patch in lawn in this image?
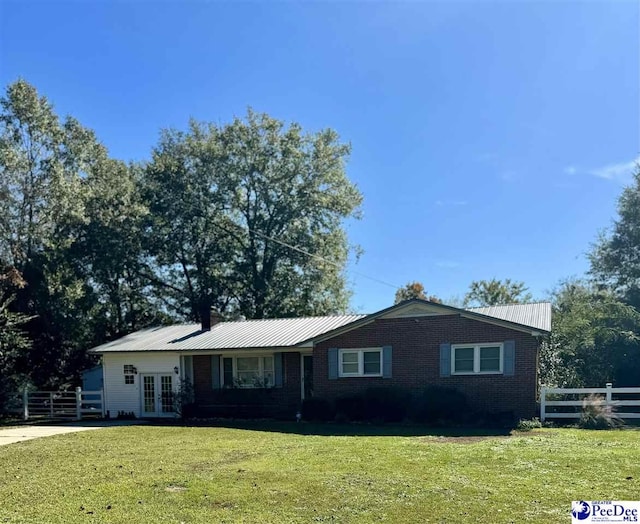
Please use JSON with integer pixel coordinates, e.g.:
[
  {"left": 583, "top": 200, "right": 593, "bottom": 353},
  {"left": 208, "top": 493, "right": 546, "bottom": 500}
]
[
  {"left": 165, "top": 485, "right": 188, "bottom": 493},
  {"left": 422, "top": 430, "right": 551, "bottom": 444}
]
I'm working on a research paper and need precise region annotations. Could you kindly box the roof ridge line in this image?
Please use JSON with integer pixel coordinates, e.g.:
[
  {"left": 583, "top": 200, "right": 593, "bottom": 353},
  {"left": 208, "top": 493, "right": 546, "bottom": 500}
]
[{"left": 467, "top": 301, "right": 551, "bottom": 308}]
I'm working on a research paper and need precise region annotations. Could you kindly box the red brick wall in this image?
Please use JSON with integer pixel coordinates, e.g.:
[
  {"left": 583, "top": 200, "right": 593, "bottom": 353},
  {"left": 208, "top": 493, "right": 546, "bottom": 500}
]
[
  {"left": 314, "top": 315, "right": 540, "bottom": 419},
  {"left": 192, "top": 352, "right": 301, "bottom": 419}
]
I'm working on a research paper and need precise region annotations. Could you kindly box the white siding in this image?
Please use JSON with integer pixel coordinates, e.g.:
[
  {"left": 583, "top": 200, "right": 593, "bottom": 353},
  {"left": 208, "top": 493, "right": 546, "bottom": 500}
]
[{"left": 103, "top": 352, "right": 180, "bottom": 418}]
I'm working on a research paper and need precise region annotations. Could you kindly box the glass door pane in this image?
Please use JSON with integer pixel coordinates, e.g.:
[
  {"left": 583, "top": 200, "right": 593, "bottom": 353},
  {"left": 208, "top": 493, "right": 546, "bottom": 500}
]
[
  {"left": 143, "top": 375, "right": 156, "bottom": 414},
  {"left": 160, "top": 375, "right": 174, "bottom": 413}
]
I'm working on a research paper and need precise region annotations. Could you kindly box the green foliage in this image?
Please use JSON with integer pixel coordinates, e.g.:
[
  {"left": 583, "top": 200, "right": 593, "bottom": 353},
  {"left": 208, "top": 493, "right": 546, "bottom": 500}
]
[
  {"left": 516, "top": 418, "right": 543, "bottom": 432},
  {"left": 308, "top": 387, "right": 471, "bottom": 425},
  {"left": 0, "top": 79, "right": 150, "bottom": 388},
  {"left": 0, "top": 80, "right": 362, "bottom": 391},
  {"left": 0, "top": 277, "right": 32, "bottom": 414},
  {"left": 543, "top": 279, "right": 640, "bottom": 387},
  {"left": 172, "top": 379, "right": 195, "bottom": 419},
  {"left": 543, "top": 168, "right": 640, "bottom": 389},
  {"left": 590, "top": 166, "right": 640, "bottom": 308},
  {"left": 394, "top": 281, "right": 442, "bottom": 304},
  {"left": 410, "top": 386, "right": 470, "bottom": 424},
  {"left": 143, "top": 111, "right": 362, "bottom": 320},
  {"left": 334, "top": 394, "right": 366, "bottom": 422},
  {"left": 300, "top": 397, "right": 334, "bottom": 422},
  {"left": 326, "top": 389, "right": 409, "bottom": 423},
  {"left": 363, "top": 387, "right": 411, "bottom": 423},
  {"left": 463, "top": 278, "right": 532, "bottom": 307}
]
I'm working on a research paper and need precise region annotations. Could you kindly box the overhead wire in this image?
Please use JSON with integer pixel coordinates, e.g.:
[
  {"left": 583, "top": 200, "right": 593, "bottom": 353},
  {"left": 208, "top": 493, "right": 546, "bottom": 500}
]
[{"left": 246, "top": 227, "right": 401, "bottom": 291}]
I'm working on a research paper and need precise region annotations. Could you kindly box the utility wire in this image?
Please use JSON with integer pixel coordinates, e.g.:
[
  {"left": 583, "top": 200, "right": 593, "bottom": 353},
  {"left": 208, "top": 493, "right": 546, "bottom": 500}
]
[{"left": 247, "top": 227, "right": 401, "bottom": 290}]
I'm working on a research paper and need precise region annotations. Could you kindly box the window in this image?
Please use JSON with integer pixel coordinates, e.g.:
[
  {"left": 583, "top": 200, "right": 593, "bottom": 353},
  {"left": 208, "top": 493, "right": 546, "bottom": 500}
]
[
  {"left": 339, "top": 348, "right": 382, "bottom": 377},
  {"left": 452, "top": 343, "right": 503, "bottom": 374},
  {"left": 223, "top": 356, "right": 275, "bottom": 388},
  {"left": 123, "top": 364, "right": 135, "bottom": 385}
]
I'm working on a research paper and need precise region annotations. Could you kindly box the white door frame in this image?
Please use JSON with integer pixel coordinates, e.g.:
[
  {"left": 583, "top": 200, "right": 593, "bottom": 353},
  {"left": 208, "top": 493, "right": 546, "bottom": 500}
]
[{"left": 140, "top": 373, "right": 174, "bottom": 417}]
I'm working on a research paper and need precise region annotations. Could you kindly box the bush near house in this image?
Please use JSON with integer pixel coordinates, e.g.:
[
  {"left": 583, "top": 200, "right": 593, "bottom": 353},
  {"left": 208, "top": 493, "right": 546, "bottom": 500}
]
[
  {"left": 410, "top": 386, "right": 471, "bottom": 424},
  {"left": 303, "top": 386, "right": 480, "bottom": 425}
]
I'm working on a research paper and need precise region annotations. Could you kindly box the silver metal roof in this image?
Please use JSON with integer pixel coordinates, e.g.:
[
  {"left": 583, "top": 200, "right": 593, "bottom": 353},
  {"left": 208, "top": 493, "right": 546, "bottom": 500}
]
[
  {"left": 466, "top": 302, "right": 551, "bottom": 332},
  {"left": 91, "top": 302, "right": 551, "bottom": 354},
  {"left": 90, "top": 315, "right": 366, "bottom": 353}
]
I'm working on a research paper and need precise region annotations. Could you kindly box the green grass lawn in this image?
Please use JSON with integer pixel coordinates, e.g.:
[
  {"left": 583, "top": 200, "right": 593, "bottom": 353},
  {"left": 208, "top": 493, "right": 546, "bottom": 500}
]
[{"left": 0, "top": 423, "right": 638, "bottom": 523}]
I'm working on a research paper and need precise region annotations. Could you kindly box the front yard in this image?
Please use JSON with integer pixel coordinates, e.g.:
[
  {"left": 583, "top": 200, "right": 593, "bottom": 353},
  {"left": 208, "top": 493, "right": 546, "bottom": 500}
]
[{"left": 0, "top": 423, "right": 638, "bottom": 523}]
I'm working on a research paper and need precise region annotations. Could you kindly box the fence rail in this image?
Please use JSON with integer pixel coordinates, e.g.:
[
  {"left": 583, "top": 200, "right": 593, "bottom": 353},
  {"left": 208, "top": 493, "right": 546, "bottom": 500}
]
[
  {"left": 16, "top": 388, "right": 104, "bottom": 421},
  {"left": 541, "top": 383, "right": 640, "bottom": 422}
]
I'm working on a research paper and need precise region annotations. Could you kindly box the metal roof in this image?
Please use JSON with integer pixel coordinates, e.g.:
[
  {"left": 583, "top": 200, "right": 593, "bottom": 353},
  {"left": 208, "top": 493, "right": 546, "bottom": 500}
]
[
  {"left": 90, "top": 315, "right": 366, "bottom": 353},
  {"left": 90, "top": 302, "right": 551, "bottom": 354},
  {"left": 466, "top": 302, "right": 551, "bottom": 332}
]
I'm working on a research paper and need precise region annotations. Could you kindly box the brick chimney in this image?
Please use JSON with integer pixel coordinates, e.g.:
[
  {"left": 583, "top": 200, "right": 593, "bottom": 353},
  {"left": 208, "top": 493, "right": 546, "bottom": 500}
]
[
  {"left": 210, "top": 309, "right": 223, "bottom": 329},
  {"left": 201, "top": 306, "right": 223, "bottom": 331}
]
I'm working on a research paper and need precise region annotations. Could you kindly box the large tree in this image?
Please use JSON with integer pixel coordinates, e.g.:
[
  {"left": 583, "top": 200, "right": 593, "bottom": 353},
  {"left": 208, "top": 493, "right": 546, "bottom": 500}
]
[
  {"left": 143, "top": 111, "right": 362, "bottom": 320},
  {"left": 394, "top": 281, "right": 442, "bottom": 304},
  {"left": 463, "top": 278, "right": 532, "bottom": 307},
  {"left": 0, "top": 81, "right": 364, "bottom": 392},
  {"left": 0, "top": 268, "right": 31, "bottom": 412},
  {"left": 0, "top": 80, "right": 155, "bottom": 387},
  {"left": 542, "top": 279, "right": 640, "bottom": 387},
  {"left": 73, "top": 158, "right": 163, "bottom": 340},
  {"left": 0, "top": 79, "right": 91, "bottom": 386},
  {"left": 590, "top": 165, "right": 640, "bottom": 308}
]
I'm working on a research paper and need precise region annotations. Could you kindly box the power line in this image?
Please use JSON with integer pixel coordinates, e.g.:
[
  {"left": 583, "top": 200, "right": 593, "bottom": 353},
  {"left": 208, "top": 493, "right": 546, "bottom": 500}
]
[{"left": 247, "top": 227, "right": 401, "bottom": 290}]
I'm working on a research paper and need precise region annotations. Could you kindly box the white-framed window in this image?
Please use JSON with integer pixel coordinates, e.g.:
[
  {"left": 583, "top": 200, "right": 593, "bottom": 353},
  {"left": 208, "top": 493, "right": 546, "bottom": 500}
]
[
  {"left": 339, "top": 348, "right": 383, "bottom": 377},
  {"left": 451, "top": 343, "right": 503, "bottom": 375},
  {"left": 123, "top": 364, "right": 135, "bottom": 385},
  {"left": 223, "top": 355, "right": 275, "bottom": 388}
]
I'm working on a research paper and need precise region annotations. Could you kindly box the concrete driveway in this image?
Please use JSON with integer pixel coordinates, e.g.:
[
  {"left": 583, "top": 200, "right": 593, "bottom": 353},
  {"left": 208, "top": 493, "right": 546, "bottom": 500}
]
[{"left": 0, "top": 420, "right": 142, "bottom": 446}]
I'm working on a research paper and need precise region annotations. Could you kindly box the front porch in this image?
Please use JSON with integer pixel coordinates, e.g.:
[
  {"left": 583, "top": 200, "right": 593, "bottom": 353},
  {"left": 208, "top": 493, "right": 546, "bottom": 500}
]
[{"left": 183, "top": 352, "right": 310, "bottom": 419}]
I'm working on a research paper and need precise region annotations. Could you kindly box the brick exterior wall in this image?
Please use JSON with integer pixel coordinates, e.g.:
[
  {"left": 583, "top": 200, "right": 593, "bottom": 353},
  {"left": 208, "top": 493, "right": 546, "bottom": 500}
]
[
  {"left": 192, "top": 352, "right": 302, "bottom": 419},
  {"left": 314, "top": 315, "right": 540, "bottom": 419}
]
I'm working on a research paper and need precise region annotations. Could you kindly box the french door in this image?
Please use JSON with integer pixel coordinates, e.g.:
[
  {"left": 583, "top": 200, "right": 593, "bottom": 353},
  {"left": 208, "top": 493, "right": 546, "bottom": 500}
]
[{"left": 141, "top": 374, "right": 174, "bottom": 417}]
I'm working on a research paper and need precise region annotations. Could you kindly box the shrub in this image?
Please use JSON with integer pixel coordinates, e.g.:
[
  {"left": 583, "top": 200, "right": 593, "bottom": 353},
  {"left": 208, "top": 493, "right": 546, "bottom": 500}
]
[
  {"left": 516, "top": 417, "right": 543, "bottom": 432},
  {"left": 411, "top": 386, "right": 470, "bottom": 424},
  {"left": 485, "top": 410, "right": 517, "bottom": 428},
  {"left": 334, "top": 394, "right": 366, "bottom": 421},
  {"left": 301, "top": 398, "right": 334, "bottom": 422},
  {"left": 579, "top": 394, "right": 623, "bottom": 430},
  {"left": 173, "top": 378, "right": 195, "bottom": 419},
  {"left": 364, "top": 387, "right": 411, "bottom": 423}
]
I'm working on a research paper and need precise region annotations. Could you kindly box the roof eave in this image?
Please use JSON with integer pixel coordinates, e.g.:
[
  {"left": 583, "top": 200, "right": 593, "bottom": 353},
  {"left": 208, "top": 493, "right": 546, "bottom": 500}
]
[{"left": 308, "top": 299, "right": 549, "bottom": 344}]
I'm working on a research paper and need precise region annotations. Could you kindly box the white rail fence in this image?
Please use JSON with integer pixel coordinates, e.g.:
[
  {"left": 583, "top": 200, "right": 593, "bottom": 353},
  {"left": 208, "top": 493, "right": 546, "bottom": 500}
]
[
  {"left": 13, "top": 388, "right": 104, "bottom": 421},
  {"left": 541, "top": 383, "right": 640, "bottom": 422}
]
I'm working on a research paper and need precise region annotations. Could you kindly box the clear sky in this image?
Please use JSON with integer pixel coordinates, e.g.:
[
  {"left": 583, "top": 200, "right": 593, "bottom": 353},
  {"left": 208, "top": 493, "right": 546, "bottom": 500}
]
[{"left": 1, "top": 1, "right": 638, "bottom": 313}]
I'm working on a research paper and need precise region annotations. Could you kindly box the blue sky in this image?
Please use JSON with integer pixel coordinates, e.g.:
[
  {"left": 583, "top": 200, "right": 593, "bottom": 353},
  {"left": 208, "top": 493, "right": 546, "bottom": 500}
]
[{"left": 1, "top": 1, "right": 638, "bottom": 313}]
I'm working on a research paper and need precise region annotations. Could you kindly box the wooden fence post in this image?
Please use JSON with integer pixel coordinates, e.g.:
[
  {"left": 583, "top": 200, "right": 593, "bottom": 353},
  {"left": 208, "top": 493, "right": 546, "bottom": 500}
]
[
  {"left": 49, "top": 392, "right": 54, "bottom": 418},
  {"left": 23, "top": 388, "right": 29, "bottom": 421},
  {"left": 540, "top": 386, "right": 547, "bottom": 422},
  {"left": 75, "top": 387, "right": 82, "bottom": 421},
  {"left": 605, "top": 382, "right": 613, "bottom": 414}
]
